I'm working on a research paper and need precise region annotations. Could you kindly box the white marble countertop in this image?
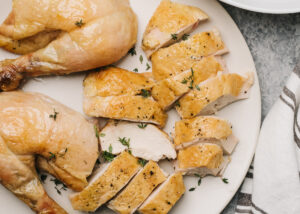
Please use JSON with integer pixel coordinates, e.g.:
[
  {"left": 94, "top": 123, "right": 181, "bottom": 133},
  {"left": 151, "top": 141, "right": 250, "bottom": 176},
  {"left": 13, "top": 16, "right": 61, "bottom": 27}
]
[{"left": 220, "top": 3, "right": 300, "bottom": 213}]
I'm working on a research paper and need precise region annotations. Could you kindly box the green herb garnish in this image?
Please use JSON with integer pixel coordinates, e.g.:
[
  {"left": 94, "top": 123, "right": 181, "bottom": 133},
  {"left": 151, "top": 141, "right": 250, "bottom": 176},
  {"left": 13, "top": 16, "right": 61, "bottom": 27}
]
[
  {"left": 175, "top": 100, "right": 180, "bottom": 107},
  {"left": 75, "top": 19, "right": 85, "bottom": 27},
  {"left": 195, "top": 85, "right": 200, "bottom": 91},
  {"left": 188, "top": 68, "right": 194, "bottom": 89},
  {"left": 189, "top": 187, "right": 196, "bottom": 191},
  {"left": 49, "top": 109, "right": 58, "bottom": 121},
  {"left": 40, "top": 174, "right": 47, "bottom": 183},
  {"left": 102, "top": 151, "right": 115, "bottom": 162},
  {"left": 171, "top": 33, "right": 178, "bottom": 40},
  {"left": 146, "top": 63, "right": 151, "bottom": 70},
  {"left": 222, "top": 178, "right": 229, "bottom": 184},
  {"left": 50, "top": 178, "right": 67, "bottom": 195},
  {"left": 138, "top": 123, "right": 148, "bottom": 129},
  {"left": 182, "top": 34, "right": 190, "bottom": 41},
  {"left": 139, "top": 55, "right": 143, "bottom": 64},
  {"left": 119, "top": 137, "right": 130, "bottom": 148},
  {"left": 100, "top": 133, "right": 106, "bottom": 137},
  {"left": 181, "top": 79, "right": 187, "bottom": 84},
  {"left": 133, "top": 68, "right": 138, "bottom": 73},
  {"left": 128, "top": 47, "right": 136, "bottom": 56},
  {"left": 138, "top": 158, "right": 148, "bottom": 167},
  {"left": 137, "top": 89, "right": 151, "bottom": 98},
  {"left": 109, "top": 144, "right": 113, "bottom": 153},
  {"left": 49, "top": 152, "right": 56, "bottom": 161}
]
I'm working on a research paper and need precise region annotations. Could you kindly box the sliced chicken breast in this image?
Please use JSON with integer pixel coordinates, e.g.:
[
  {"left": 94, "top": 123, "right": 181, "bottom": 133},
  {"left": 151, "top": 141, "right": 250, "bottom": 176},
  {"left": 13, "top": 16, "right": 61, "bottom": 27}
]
[
  {"left": 176, "top": 72, "right": 254, "bottom": 119},
  {"left": 138, "top": 172, "right": 185, "bottom": 214},
  {"left": 70, "top": 151, "right": 141, "bottom": 212},
  {"left": 151, "top": 29, "right": 228, "bottom": 81},
  {"left": 142, "top": 0, "right": 208, "bottom": 58},
  {"left": 108, "top": 161, "right": 167, "bottom": 214},
  {"left": 100, "top": 120, "right": 176, "bottom": 161},
  {"left": 174, "top": 116, "right": 238, "bottom": 154},
  {"left": 175, "top": 143, "right": 229, "bottom": 176},
  {"left": 83, "top": 67, "right": 167, "bottom": 127},
  {"left": 151, "top": 56, "right": 225, "bottom": 110}
]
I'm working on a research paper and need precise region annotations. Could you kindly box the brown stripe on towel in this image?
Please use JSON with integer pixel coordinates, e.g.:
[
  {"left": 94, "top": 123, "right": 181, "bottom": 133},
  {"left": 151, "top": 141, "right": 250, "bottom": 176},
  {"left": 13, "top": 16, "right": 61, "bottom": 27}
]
[
  {"left": 246, "top": 171, "right": 253, "bottom": 179},
  {"left": 283, "top": 86, "right": 296, "bottom": 108},
  {"left": 279, "top": 95, "right": 295, "bottom": 111}
]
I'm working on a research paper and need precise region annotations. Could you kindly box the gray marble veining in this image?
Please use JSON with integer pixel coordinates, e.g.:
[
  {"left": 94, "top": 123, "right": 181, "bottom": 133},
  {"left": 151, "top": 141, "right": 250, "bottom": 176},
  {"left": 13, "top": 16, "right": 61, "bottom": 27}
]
[{"left": 219, "top": 3, "right": 300, "bottom": 213}]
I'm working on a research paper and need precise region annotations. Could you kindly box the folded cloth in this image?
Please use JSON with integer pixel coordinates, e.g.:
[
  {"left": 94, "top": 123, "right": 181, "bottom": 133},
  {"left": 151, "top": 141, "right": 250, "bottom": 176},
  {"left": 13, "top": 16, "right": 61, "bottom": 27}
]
[{"left": 235, "top": 61, "right": 300, "bottom": 214}]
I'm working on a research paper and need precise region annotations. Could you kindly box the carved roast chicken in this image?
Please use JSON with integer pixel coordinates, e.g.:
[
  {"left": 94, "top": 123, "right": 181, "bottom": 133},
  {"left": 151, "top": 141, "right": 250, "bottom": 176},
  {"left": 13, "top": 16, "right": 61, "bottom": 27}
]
[
  {"left": 0, "top": 91, "right": 99, "bottom": 213},
  {"left": 0, "top": 0, "right": 137, "bottom": 91}
]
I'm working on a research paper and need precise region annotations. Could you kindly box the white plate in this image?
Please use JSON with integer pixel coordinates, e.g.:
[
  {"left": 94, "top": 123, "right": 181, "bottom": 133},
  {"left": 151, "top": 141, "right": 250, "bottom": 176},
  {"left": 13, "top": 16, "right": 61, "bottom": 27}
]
[
  {"left": 0, "top": 0, "right": 261, "bottom": 213},
  {"left": 220, "top": 0, "right": 300, "bottom": 14}
]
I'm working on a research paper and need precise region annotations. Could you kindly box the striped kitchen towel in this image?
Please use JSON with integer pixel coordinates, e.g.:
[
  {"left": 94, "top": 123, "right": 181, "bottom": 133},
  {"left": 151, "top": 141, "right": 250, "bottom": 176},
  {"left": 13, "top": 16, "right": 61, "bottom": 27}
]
[{"left": 235, "top": 61, "right": 300, "bottom": 214}]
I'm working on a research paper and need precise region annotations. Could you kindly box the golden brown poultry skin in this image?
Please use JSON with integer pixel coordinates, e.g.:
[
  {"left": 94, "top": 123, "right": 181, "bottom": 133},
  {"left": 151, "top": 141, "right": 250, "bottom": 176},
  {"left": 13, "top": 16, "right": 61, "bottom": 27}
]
[
  {"left": 0, "top": 0, "right": 138, "bottom": 91},
  {"left": 0, "top": 91, "right": 99, "bottom": 213}
]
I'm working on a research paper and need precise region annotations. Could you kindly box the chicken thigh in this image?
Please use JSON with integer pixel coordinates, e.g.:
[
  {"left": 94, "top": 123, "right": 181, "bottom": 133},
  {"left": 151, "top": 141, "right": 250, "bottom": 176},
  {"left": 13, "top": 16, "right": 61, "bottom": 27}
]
[
  {"left": 0, "top": 0, "right": 137, "bottom": 91},
  {"left": 0, "top": 91, "right": 99, "bottom": 213}
]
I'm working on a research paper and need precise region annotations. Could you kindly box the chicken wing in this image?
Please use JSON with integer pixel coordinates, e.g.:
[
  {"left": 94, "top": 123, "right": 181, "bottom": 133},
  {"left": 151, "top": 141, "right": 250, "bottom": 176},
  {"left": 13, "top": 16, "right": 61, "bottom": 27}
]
[
  {"left": 0, "top": 0, "right": 137, "bottom": 91},
  {"left": 0, "top": 91, "right": 99, "bottom": 212}
]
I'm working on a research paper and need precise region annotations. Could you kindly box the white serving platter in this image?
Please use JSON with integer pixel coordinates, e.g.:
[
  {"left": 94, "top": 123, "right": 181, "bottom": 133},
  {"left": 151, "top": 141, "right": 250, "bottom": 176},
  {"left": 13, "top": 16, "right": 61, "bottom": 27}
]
[{"left": 0, "top": 0, "right": 261, "bottom": 213}]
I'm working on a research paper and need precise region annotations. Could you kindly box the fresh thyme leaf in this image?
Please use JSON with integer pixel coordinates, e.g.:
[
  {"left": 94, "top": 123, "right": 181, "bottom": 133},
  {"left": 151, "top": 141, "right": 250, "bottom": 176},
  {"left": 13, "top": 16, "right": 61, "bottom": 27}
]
[
  {"left": 49, "top": 152, "right": 56, "bottom": 161},
  {"left": 128, "top": 46, "right": 136, "bottom": 56},
  {"left": 146, "top": 63, "right": 151, "bottom": 70},
  {"left": 138, "top": 123, "right": 148, "bottom": 129},
  {"left": 182, "top": 34, "right": 190, "bottom": 41},
  {"left": 139, "top": 55, "right": 143, "bottom": 64},
  {"left": 175, "top": 100, "right": 180, "bottom": 107},
  {"left": 189, "top": 187, "right": 196, "bottom": 191},
  {"left": 188, "top": 68, "right": 194, "bottom": 89},
  {"left": 133, "top": 68, "right": 138, "bottom": 73},
  {"left": 171, "top": 33, "right": 178, "bottom": 40},
  {"left": 194, "top": 173, "right": 200, "bottom": 177},
  {"left": 75, "top": 19, "right": 85, "bottom": 27},
  {"left": 198, "top": 178, "right": 202, "bottom": 186},
  {"left": 51, "top": 177, "right": 67, "bottom": 195},
  {"left": 102, "top": 151, "right": 115, "bottom": 162},
  {"left": 137, "top": 89, "right": 151, "bottom": 98},
  {"left": 222, "top": 178, "right": 229, "bottom": 184},
  {"left": 195, "top": 85, "right": 200, "bottom": 91},
  {"left": 40, "top": 174, "right": 47, "bottom": 183},
  {"left": 49, "top": 109, "right": 59, "bottom": 121},
  {"left": 128, "top": 149, "right": 132, "bottom": 155},
  {"left": 181, "top": 79, "right": 187, "bottom": 84},
  {"left": 138, "top": 158, "right": 148, "bottom": 167},
  {"left": 109, "top": 144, "right": 113, "bottom": 153},
  {"left": 118, "top": 137, "right": 130, "bottom": 148},
  {"left": 100, "top": 133, "right": 106, "bottom": 137},
  {"left": 94, "top": 125, "right": 100, "bottom": 139}
]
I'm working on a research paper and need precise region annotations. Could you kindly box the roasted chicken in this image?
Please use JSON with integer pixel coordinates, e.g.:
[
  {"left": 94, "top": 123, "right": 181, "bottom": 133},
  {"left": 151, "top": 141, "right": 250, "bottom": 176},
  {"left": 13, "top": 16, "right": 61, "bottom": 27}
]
[
  {"left": 0, "top": 0, "right": 137, "bottom": 91},
  {"left": 0, "top": 91, "right": 99, "bottom": 213},
  {"left": 142, "top": 0, "right": 208, "bottom": 58}
]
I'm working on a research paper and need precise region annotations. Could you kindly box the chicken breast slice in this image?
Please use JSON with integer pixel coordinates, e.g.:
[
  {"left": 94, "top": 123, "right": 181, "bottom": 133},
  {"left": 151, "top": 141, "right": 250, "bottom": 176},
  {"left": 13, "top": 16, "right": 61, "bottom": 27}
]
[
  {"left": 100, "top": 120, "right": 176, "bottom": 161},
  {"left": 151, "top": 56, "right": 225, "bottom": 110},
  {"left": 142, "top": 0, "right": 208, "bottom": 58},
  {"left": 108, "top": 161, "right": 167, "bottom": 214},
  {"left": 176, "top": 72, "right": 254, "bottom": 119},
  {"left": 175, "top": 143, "right": 230, "bottom": 176},
  {"left": 174, "top": 116, "right": 238, "bottom": 154},
  {"left": 138, "top": 172, "right": 185, "bottom": 214},
  {"left": 151, "top": 29, "right": 228, "bottom": 81},
  {"left": 70, "top": 151, "right": 141, "bottom": 212},
  {"left": 83, "top": 67, "right": 167, "bottom": 127}
]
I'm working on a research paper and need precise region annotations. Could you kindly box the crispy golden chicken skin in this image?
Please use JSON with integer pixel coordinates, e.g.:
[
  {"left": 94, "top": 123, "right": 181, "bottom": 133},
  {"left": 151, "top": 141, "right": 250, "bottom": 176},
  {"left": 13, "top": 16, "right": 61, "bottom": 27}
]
[
  {"left": 174, "top": 116, "right": 238, "bottom": 154},
  {"left": 138, "top": 172, "right": 185, "bottom": 214},
  {"left": 0, "top": 91, "right": 99, "bottom": 213},
  {"left": 83, "top": 67, "right": 167, "bottom": 127},
  {"left": 151, "top": 29, "right": 228, "bottom": 81},
  {"left": 176, "top": 73, "right": 254, "bottom": 119},
  {"left": 142, "top": 0, "right": 208, "bottom": 58},
  {"left": 0, "top": 0, "right": 137, "bottom": 91}
]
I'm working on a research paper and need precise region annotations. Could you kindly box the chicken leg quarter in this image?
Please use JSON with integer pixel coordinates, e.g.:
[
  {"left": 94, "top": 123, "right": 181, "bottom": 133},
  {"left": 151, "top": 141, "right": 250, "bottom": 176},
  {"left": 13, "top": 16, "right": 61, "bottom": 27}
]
[
  {"left": 0, "top": 0, "right": 137, "bottom": 91},
  {"left": 0, "top": 91, "right": 99, "bottom": 213}
]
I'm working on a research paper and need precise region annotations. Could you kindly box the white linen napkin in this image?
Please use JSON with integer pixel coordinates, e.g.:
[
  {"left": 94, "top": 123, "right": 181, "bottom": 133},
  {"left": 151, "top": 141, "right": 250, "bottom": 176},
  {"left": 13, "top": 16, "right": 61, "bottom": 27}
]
[{"left": 235, "top": 62, "right": 300, "bottom": 214}]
